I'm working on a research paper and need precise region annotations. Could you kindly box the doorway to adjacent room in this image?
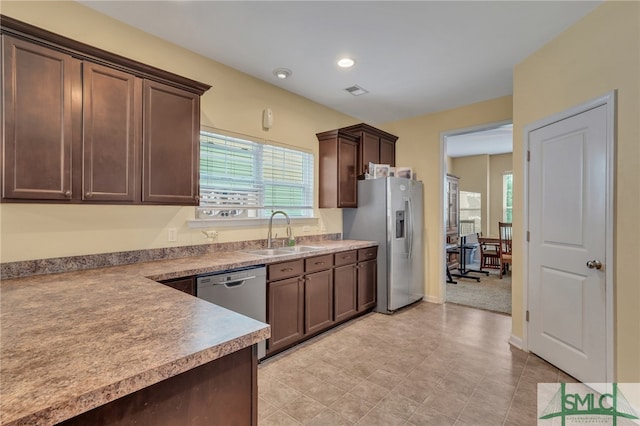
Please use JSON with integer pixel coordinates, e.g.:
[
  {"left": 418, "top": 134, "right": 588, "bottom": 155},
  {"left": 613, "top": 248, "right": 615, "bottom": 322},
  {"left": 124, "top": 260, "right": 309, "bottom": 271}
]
[{"left": 441, "top": 122, "right": 513, "bottom": 315}]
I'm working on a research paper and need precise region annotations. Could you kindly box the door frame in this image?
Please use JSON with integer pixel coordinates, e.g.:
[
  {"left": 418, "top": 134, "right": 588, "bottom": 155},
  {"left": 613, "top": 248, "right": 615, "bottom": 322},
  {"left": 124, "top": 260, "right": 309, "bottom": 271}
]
[
  {"left": 439, "top": 119, "right": 512, "bottom": 304},
  {"left": 522, "top": 91, "right": 616, "bottom": 382}
]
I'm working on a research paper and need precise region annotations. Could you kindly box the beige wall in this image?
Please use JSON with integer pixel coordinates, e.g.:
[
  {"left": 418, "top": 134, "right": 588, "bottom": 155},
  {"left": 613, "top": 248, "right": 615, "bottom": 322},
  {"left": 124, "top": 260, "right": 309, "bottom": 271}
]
[
  {"left": 489, "top": 153, "right": 513, "bottom": 236},
  {"left": 445, "top": 156, "right": 454, "bottom": 174},
  {"left": 0, "top": 1, "right": 358, "bottom": 262},
  {"left": 450, "top": 155, "right": 490, "bottom": 235},
  {"left": 383, "top": 96, "right": 513, "bottom": 303},
  {"left": 513, "top": 0, "right": 640, "bottom": 383}
]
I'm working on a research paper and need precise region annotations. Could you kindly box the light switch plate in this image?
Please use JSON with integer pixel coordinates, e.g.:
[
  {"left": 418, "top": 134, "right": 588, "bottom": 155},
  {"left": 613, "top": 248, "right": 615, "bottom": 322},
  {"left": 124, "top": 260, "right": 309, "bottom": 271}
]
[{"left": 167, "top": 228, "right": 177, "bottom": 242}]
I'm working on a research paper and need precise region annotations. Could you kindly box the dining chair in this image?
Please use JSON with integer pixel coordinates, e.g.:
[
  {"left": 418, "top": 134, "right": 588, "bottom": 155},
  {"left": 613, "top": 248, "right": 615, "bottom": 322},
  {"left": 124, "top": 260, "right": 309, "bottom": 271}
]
[
  {"left": 498, "top": 222, "right": 513, "bottom": 278},
  {"left": 478, "top": 236, "right": 501, "bottom": 273}
]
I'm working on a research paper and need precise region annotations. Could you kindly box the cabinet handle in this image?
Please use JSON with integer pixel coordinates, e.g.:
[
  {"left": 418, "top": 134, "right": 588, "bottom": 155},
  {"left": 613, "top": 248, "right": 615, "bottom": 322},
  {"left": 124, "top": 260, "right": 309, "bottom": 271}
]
[
  {"left": 342, "top": 255, "right": 352, "bottom": 260},
  {"left": 64, "top": 190, "right": 72, "bottom": 198},
  {"left": 314, "top": 261, "right": 325, "bottom": 265},
  {"left": 194, "top": 195, "right": 200, "bottom": 201},
  {"left": 85, "top": 191, "right": 92, "bottom": 198},
  {"left": 281, "top": 267, "right": 293, "bottom": 272}
]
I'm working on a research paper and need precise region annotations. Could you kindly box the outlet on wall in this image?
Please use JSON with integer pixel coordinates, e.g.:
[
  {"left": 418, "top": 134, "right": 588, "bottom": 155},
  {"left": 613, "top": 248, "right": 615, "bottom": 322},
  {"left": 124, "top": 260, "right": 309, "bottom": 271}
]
[{"left": 167, "top": 228, "right": 177, "bottom": 242}]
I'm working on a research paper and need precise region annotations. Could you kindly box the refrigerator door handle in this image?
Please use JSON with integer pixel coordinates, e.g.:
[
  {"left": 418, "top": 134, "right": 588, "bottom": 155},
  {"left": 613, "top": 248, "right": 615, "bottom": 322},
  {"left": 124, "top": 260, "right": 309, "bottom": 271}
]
[{"left": 407, "top": 198, "right": 413, "bottom": 259}]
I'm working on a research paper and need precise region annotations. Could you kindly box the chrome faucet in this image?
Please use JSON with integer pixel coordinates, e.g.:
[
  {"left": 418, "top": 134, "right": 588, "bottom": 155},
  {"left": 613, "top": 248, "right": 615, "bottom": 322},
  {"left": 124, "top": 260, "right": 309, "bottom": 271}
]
[{"left": 267, "top": 210, "right": 292, "bottom": 248}]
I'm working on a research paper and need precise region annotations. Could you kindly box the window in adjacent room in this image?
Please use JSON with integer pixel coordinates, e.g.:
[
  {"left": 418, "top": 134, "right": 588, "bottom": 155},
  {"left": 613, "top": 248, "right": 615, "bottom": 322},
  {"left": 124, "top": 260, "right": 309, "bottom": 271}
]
[
  {"left": 459, "top": 191, "right": 481, "bottom": 234},
  {"left": 503, "top": 172, "right": 513, "bottom": 222},
  {"left": 197, "top": 130, "right": 314, "bottom": 220}
]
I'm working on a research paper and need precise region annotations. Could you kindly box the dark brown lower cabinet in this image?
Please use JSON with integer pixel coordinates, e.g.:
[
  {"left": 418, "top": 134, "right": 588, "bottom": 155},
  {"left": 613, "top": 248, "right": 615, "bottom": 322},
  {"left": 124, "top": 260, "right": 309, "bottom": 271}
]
[
  {"left": 334, "top": 264, "right": 358, "bottom": 322},
  {"left": 159, "top": 276, "right": 195, "bottom": 296},
  {"left": 305, "top": 269, "right": 334, "bottom": 335},
  {"left": 267, "top": 276, "right": 304, "bottom": 353},
  {"left": 58, "top": 345, "right": 257, "bottom": 426},
  {"left": 266, "top": 249, "right": 377, "bottom": 357},
  {"left": 358, "top": 258, "right": 377, "bottom": 311}
]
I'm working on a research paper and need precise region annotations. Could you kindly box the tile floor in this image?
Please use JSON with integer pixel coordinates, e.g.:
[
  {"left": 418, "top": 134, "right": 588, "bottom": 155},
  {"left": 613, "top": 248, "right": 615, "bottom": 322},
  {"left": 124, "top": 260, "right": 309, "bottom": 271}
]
[{"left": 257, "top": 301, "right": 575, "bottom": 426}]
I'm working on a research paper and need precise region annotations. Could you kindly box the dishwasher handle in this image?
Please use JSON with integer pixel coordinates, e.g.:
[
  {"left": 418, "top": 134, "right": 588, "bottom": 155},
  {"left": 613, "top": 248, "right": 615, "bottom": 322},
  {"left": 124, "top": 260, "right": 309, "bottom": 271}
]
[{"left": 210, "top": 276, "right": 256, "bottom": 288}]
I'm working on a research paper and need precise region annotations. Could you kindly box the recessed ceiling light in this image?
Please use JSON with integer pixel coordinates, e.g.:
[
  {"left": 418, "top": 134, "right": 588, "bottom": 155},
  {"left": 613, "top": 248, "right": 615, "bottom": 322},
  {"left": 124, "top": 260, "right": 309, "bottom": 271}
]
[
  {"left": 337, "top": 58, "right": 355, "bottom": 68},
  {"left": 273, "top": 68, "right": 292, "bottom": 79}
]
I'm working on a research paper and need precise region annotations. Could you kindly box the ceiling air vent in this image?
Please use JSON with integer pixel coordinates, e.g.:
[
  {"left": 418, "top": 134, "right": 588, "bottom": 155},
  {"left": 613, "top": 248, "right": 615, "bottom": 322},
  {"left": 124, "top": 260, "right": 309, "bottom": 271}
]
[{"left": 344, "top": 85, "right": 368, "bottom": 96}]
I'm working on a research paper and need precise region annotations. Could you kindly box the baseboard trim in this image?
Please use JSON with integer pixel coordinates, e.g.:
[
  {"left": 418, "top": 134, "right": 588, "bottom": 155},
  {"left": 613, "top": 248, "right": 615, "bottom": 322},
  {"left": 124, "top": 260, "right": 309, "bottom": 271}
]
[
  {"left": 424, "top": 295, "right": 443, "bottom": 304},
  {"left": 509, "top": 334, "right": 524, "bottom": 350}
]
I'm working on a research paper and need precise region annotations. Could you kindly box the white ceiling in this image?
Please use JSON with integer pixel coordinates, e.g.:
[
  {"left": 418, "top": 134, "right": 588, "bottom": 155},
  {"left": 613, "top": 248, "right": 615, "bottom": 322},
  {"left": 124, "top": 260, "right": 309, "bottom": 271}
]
[
  {"left": 446, "top": 124, "right": 513, "bottom": 158},
  {"left": 79, "top": 1, "right": 601, "bottom": 126}
]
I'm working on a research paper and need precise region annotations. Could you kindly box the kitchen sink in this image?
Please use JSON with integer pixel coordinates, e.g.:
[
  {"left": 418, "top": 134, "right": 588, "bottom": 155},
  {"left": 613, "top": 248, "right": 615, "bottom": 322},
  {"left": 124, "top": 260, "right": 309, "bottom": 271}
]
[
  {"left": 242, "top": 248, "right": 291, "bottom": 256},
  {"left": 279, "top": 245, "right": 323, "bottom": 253},
  {"left": 242, "top": 246, "right": 323, "bottom": 257}
]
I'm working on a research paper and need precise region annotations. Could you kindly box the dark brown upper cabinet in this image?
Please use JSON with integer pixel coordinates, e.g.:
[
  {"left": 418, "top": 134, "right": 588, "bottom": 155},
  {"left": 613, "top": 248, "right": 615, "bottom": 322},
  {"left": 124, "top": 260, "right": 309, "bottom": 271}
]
[
  {"left": 2, "top": 35, "right": 77, "bottom": 200},
  {"left": 82, "top": 62, "right": 141, "bottom": 202},
  {"left": 316, "top": 130, "right": 359, "bottom": 208},
  {"left": 142, "top": 81, "right": 200, "bottom": 205},
  {"left": 340, "top": 123, "right": 398, "bottom": 175},
  {"left": 0, "top": 16, "right": 210, "bottom": 205},
  {"left": 316, "top": 123, "right": 398, "bottom": 208}
]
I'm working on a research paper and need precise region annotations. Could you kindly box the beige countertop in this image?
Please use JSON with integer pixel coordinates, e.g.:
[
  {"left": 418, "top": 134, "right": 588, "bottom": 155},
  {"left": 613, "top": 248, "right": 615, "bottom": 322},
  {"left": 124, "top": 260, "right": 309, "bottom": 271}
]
[{"left": 0, "top": 239, "right": 376, "bottom": 426}]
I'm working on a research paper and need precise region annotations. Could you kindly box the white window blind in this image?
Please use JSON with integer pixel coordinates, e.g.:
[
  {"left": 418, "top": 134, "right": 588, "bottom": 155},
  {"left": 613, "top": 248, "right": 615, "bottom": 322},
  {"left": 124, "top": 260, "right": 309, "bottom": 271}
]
[
  {"left": 198, "top": 131, "right": 314, "bottom": 219},
  {"left": 503, "top": 172, "right": 513, "bottom": 222}
]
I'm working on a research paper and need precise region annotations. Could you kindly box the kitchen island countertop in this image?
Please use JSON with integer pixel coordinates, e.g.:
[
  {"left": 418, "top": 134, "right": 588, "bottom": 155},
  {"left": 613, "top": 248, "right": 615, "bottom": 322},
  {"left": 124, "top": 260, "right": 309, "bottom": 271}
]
[{"left": 0, "top": 239, "right": 376, "bottom": 425}]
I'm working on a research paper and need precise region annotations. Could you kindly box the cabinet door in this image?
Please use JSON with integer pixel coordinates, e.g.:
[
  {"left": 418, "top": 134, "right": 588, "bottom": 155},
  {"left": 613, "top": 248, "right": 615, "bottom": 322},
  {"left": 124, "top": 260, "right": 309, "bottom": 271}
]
[
  {"left": 357, "top": 259, "right": 377, "bottom": 311},
  {"left": 159, "top": 276, "right": 195, "bottom": 296},
  {"left": 267, "top": 276, "right": 304, "bottom": 353},
  {"left": 334, "top": 264, "right": 358, "bottom": 322},
  {"left": 360, "top": 132, "right": 380, "bottom": 175},
  {"left": 379, "top": 137, "right": 396, "bottom": 167},
  {"left": 305, "top": 269, "right": 334, "bottom": 335},
  {"left": 337, "top": 136, "right": 358, "bottom": 208},
  {"left": 83, "top": 62, "right": 141, "bottom": 202},
  {"left": 2, "top": 36, "right": 76, "bottom": 200},
  {"left": 142, "top": 80, "right": 199, "bottom": 205}
]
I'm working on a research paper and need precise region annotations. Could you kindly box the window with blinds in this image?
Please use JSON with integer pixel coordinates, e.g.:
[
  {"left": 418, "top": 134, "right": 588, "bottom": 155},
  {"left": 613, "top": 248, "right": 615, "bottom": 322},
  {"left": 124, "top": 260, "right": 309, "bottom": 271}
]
[
  {"left": 503, "top": 172, "right": 513, "bottom": 222},
  {"left": 198, "top": 131, "right": 314, "bottom": 219}
]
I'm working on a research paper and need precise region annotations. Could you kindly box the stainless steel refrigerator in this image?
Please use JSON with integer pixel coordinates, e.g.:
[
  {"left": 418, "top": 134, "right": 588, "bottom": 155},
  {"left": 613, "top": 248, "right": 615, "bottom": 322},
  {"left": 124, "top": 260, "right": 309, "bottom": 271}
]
[{"left": 343, "top": 177, "right": 424, "bottom": 314}]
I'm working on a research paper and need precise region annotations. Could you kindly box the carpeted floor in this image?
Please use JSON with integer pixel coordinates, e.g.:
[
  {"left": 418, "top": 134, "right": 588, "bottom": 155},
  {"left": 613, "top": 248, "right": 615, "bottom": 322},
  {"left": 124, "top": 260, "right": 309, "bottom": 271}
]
[{"left": 446, "top": 265, "right": 512, "bottom": 315}]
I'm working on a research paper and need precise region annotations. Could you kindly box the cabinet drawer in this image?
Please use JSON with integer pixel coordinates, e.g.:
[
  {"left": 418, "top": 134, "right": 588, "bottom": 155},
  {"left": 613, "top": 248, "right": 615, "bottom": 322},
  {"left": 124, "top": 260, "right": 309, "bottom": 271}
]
[
  {"left": 334, "top": 250, "right": 357, "bottom": 267},
  {"left": 305, "top": 254, "right": 334, "bottom": 273},
  {"left": 358, "top": 247, "right": 378, "bottom": 261},
  {"left": 268, "top": 259, "right": 304, "bottom": 281}
]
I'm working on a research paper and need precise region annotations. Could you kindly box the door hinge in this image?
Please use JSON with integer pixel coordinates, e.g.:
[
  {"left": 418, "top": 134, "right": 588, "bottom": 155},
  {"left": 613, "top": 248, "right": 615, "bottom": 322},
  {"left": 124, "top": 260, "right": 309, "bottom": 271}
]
[
  {"left": 526, "top": 310, "right": 530, "bottom": 322},
  {"left": 526, "top": 231, "right": 530, "bottom": 242},
  {"left": 527, "top": 150, "right": 531, "bottom": 162}
]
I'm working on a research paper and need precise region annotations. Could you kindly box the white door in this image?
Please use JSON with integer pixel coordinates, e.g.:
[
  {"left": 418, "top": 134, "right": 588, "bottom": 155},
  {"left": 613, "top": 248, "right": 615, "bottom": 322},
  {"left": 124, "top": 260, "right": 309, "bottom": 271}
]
[{"left": 528, "top": 104, "right": 609, "bottom": 382}]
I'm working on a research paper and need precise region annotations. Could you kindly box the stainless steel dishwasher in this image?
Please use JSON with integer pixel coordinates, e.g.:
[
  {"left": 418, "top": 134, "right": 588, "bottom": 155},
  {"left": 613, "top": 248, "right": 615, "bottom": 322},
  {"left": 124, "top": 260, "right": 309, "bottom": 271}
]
[{"left": 196, "top": 266, "right": 267, "bottom": 359}]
